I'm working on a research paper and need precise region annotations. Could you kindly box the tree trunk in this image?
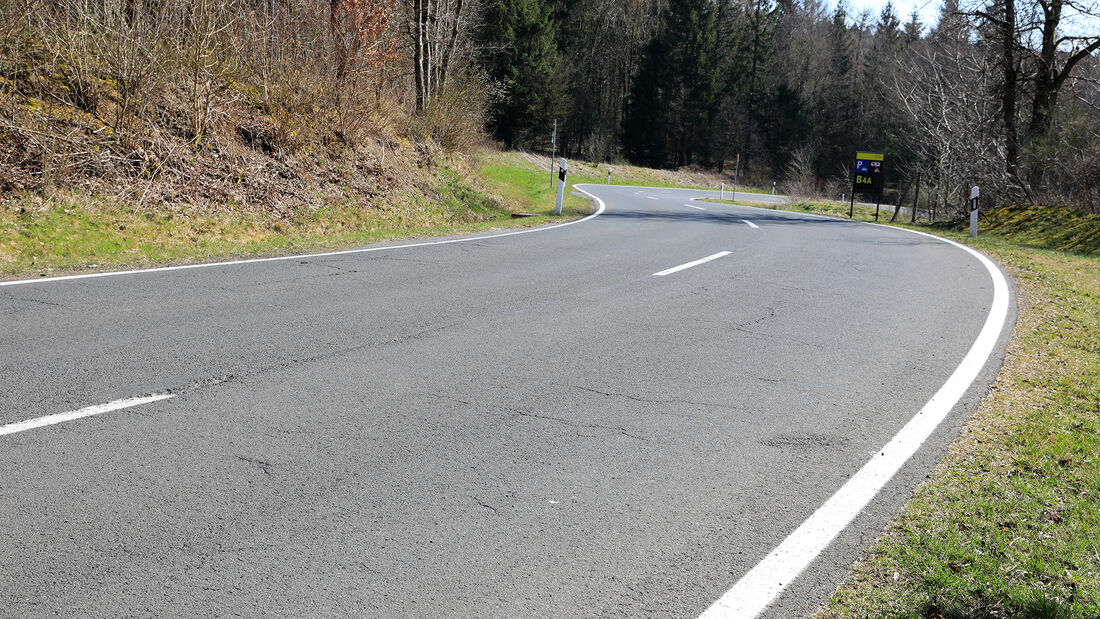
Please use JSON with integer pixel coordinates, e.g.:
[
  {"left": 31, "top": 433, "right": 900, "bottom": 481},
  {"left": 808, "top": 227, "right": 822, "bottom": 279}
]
[
  {"left": 413, "top": 0, "right": 427, "bottom": 110},
  {"left": 1025, "top": 0, "right": 1100, "bottom": 189},
  {"left": 1000, "top": 0, "right": 1018, "bottom": 179}
]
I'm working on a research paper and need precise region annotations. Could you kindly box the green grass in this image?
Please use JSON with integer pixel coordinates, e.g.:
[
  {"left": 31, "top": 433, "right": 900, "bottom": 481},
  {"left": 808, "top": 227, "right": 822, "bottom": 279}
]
[
  {"left": 1, "top": 150, "right": 778, "bottom": 280},
  {"left": 722, "top": 199, "right": 1100, "bottom": 618},
  {"left": 932, "top": 204, "right": 1100, "bottom": 257},
  {"left": 474, "top": 153, "right": 595, "bottom": 218},
  {"left": 820, "top": 238, "right": 1100, "bottom": 618},
  {"left": 0, "top": 156, "right": 591, "bottom": 278},
  {"left": 481, "top": 151, "right": 769, "bottom": 194}
]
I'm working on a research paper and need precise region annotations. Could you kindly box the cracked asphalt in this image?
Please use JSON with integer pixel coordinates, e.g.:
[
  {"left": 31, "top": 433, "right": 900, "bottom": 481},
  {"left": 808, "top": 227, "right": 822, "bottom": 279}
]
[{"left": 0, "top": 185, "right": 1013, "bottom": 617}]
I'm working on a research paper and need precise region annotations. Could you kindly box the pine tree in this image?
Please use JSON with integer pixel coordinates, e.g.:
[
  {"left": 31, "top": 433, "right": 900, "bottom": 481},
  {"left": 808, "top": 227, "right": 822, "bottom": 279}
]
[
  {"left": 877, "top": 1, "right": 901, "bottom": 44},
  {"left": 622, "top": 0, "right": 721, "bottom": 167},
  {"left": 480, "top": 0, "right": 557, "bottom": 147},
  {"left": 903, "top": 9, "right": 922, "bottom": 45}
]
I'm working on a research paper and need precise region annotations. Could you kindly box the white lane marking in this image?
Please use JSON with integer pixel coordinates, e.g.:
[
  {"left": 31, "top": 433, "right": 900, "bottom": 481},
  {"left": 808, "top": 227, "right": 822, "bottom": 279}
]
[
  {"left": 683, "top": 203, "right": 706, "bottom": 211},
  {"left": 653, "top": 251, "right": 732, "bottom": 277},
  {"left": 647, "top": 196, "right": 659, "bottom": 200},
  {"left": 572, "top": 186, "right": 608, "bottom": 221},
  {"left": 742, "top": 220, "right": 759, "bottom": 229},
  {"left": 700, "top": 231, "right": 1010, "bottom": 619},
  {"left": 0, "top": 394, "right": 175, "bottom": 437},
  {"left": 0, "top": 187, "right": 608, "bottom": 288}
]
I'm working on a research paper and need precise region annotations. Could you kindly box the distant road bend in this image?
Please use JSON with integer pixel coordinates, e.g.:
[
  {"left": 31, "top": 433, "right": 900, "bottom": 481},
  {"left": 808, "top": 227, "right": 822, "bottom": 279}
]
[{"left": 0, "top": 184, "right": 1012, "bottom": 617}]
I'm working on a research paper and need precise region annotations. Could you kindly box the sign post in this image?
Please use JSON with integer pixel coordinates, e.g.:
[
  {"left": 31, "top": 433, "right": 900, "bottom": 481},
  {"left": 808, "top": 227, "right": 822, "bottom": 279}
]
[
  {"left": 852, "top": 151, "right": 885, "bottom": 219},
  {"left": 555, "top": 158, "right": 567, "bottom": 215},
  {"left": 970, "top": 185, "right": 979, "bottom": 237}
]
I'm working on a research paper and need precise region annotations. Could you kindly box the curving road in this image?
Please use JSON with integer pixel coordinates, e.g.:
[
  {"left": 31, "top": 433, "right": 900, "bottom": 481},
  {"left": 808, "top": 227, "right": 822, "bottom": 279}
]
[{"left": 0, "top": 184, "right": 1013, "bottom": 617}]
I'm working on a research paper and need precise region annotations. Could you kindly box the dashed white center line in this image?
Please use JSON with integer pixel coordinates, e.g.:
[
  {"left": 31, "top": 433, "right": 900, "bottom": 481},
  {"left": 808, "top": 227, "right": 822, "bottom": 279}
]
[
  {"left": 684, "top": 203, "right": 706, "bottom": 211},
  {"left": 0, "top": 394, "right": 174, "bottom": 437},
  {"left": 653, "top": 251, "right": 732, "bottom": 277},
  {"left": 646, "top": 196, "right": 659, "bottom": 200},
  {"left": 742, "top": 220, "right": 759, "bottom": 228}
]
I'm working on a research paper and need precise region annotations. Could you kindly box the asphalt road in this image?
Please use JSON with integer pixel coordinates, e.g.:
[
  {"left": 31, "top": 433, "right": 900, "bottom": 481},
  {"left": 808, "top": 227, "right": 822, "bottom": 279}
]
[{"left": 0, "top": 185, "right": 1013, "bottom": 617}]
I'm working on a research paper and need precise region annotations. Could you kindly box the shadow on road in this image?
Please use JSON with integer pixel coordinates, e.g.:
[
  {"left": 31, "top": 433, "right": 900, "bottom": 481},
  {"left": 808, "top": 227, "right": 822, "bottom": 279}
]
[
  {"left": 597, "top": 208, "right": 944, "bottom": 248},
  {"left": 600, "top": 208, "right": 854, "bottom": 227}
]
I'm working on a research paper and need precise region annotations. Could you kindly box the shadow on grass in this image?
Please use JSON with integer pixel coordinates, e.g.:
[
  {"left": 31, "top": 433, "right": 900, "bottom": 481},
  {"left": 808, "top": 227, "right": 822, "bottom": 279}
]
[
  {"left": 923, "top": 595, "right": 1077, "bottom": 619},
  {"left": 928, "top": 204, "right": 1100, "bottom": 257}
]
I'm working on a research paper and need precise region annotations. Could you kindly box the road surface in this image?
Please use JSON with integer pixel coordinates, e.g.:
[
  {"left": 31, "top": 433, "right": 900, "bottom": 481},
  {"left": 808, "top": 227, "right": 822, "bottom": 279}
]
[{"left": 0, "top": 185, "right": 1012, "bottom": 617}]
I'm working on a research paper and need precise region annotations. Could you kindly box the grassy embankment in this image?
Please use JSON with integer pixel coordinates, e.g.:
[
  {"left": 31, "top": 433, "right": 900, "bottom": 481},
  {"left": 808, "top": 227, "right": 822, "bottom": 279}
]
[
  {"left": 0, "top": 150, "right": 758, "bottom": 279},
  {"left": 0, "top": 155, "right": 537, "bottom": 278},
  {"left": 711, "top": 196, "right": 1100, "bottom": 617},
  {"left": 0, "top": 152, "right": 542, "bottom": 278}
]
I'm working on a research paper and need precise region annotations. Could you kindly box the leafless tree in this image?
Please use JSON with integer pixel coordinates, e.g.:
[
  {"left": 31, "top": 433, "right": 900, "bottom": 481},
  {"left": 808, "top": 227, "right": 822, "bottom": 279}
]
[{"left": 892, "top": 26, "right": 1012, "bottom": 216}]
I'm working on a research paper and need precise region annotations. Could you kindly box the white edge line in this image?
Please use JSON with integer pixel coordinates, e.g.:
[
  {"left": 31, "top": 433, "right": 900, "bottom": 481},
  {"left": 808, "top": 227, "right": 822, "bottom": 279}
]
[
  {"left": 653, "top": 251, "right": 732, "bottom": 277},
  {"left": 699, "top": 224, "right": 1010, "bottom": 619},
  {"left": 0, "top": 393, "right": 175, "bottom": 437},
  {"left": 0, "top": 187, "right": 608, "bottom": 288},
  {"left": 684, "top": 203, "right": 706, "bottom": 211},
  {"left": 741, "top": 220, "right": 759, "bottom": 229}
]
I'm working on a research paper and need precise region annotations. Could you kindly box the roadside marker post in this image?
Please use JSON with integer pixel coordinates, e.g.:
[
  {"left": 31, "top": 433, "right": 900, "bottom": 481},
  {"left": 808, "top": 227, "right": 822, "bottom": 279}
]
[
  {"left": 970, "top": 186, "right": 979, "bottom": 237},
  {"left": 607, "top": 167, "right": 612, "bottom": 184},
  {"left": 771, "top": 181, "right": 776, "bottom": 195},
  {"left": 556, "top": 158, "right": 568, "bottom": 215},
  {"left": 721, "top": 183, "right": 725, "bottom": 200}
]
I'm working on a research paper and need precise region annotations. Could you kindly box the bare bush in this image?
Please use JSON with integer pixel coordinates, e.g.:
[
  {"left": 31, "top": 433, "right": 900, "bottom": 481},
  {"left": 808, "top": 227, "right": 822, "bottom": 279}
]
[
  {"left": 892, "top": 31, "right": 1015, "bottom": 218},
  {"left": 1, "top": 0, "right": 444, "bottom": 198},
  {"left": 421, "top": 66, "right": 491, "bottom": 152},
  {"left": 782, "top": 143, "right": 820, "bottom": 199}
]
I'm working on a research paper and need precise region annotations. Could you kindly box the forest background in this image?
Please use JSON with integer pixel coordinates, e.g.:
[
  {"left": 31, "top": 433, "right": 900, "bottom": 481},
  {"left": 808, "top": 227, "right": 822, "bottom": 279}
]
[{"left": 0, "top": 0, "right": 1098, "bottom": 226}]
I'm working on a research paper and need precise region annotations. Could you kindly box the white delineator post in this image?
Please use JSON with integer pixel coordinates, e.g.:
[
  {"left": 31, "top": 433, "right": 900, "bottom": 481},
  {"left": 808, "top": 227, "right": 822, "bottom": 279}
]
[
  {"left": 721, "top": 183, "right": 725, "bottom": 200},
  {"left": 607, "top": 167, "right": 612, "bottom": 184},
  {"left": 556, "top": 158, "right": 568, "bottom": 215},
  {"left": 970, "top": 186, "right": 979, "bottom": 237}
]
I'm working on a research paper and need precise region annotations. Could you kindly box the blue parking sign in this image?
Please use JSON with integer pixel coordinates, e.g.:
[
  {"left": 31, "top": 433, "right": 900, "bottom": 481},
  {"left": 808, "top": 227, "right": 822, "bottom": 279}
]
[{"left": 856, "top": 159, "right": 869, "bottom": 173}]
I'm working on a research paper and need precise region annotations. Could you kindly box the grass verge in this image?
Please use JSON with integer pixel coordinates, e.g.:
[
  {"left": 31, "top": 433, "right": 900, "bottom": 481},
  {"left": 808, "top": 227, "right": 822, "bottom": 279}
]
[
  {"left": 0, "top": 150, "right": 773, "bottom": 280},
  {"left": 0, "top": 153, "right": 596, "bottom": 279},
  {"left": 709, "top": 197, "right": 1100, "bottom": 617},
  {"left": 821, "top": 236, "right": 1100, "bottom": 618}
]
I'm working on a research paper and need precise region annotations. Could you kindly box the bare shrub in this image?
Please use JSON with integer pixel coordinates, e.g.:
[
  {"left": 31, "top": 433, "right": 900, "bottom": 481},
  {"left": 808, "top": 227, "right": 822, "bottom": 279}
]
[
  {"left": 782, "top": 143, "right": 819, "bottom": 199},
  {"left": 422, "top": 67, "right": 491, "bottom": 152},
  {"left": 892, "top": 28, "right": 1015, "bottom": 217},
  {"left": 2, "top": 0, "right": 477, "bottom": 198}
]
